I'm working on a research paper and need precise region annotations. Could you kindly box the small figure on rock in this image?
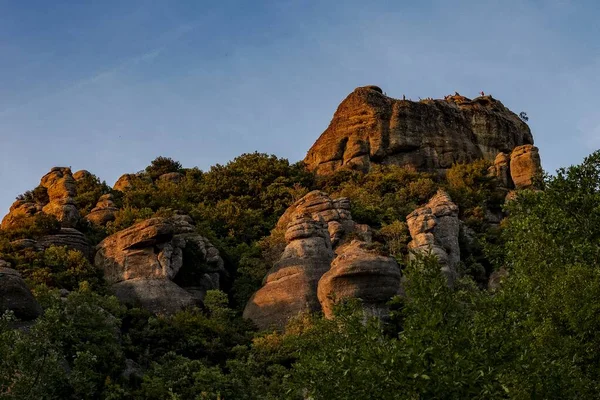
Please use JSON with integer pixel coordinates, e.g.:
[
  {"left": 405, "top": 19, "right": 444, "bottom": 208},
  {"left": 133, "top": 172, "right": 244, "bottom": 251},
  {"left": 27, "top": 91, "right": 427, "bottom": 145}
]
[{"left": 480, "top": 91, "right": 485, "bottom": 96}]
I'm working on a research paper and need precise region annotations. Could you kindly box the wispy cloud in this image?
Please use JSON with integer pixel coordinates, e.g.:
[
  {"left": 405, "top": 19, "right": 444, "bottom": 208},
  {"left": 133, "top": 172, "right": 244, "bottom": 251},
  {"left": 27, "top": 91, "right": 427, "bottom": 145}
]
[{"left": 0, "top": 23, "right": 196, "bottom": 119}]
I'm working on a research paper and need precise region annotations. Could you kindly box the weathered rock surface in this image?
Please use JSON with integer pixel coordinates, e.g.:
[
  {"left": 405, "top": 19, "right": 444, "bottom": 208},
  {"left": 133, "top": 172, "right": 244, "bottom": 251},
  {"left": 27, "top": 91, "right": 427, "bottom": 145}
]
[
  {"left": 509, "top": 145, "right": 542, "bottom": 189},
  {"left": 40, "top": 167, "right": 80, "bottom": 227},
  {"left": 318, "top": 240, "right": 402, "bottom": 318},
  {"left": 490, "top": 145, "right": 542, "bottom": 190},
  {"left": 304, "top": 86, "right": 534, "bottom": 175},
  {"left": 0, "top": 266, "right": 42, "bottom": 320},
  {"left": 38, "top": 228, "right": 93, "bottom": 259},
  {"left": 407, "top": 190, "right": 460, "bottom": 284},
  {"left": 112, "top": 279, "right": 196, "bottom": 314},
  {"left": 95, "top": 215, "right": 225, "bottom": 314},
  {"left": 244, "top": 215, "right": 334, "bottom": 330},
  {"left": 113, "top": 174, "right": 136, "bottom": 192},
  {"left": 1, "top": 201, "right": 42, "bottom": 229},
  {"left": 73, "top": 170, "right": 92, "bottom": 181},
  {"left": 245, "top": 192, "right": 402, "bottom": 330},
  {"left": 85, "top": 194, "right": 118, "bottom": 226},
  {"left": 276, "top": 190, "right": 367, "bottom": 248}
]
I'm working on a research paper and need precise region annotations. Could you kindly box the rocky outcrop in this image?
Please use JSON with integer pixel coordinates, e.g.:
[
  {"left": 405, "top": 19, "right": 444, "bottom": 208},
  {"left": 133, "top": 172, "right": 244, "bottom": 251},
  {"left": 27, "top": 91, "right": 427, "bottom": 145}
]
[
  {"left": 0, "top": 265, "right": 42, "bottom": 320},
  {"left": 509, "top": 145, "right": 542, "bottom": 189},
  {"left": 243, "top": 215, "right": 334, "bottom": 330},
  {"left": 95, "top": 215, "right": 225, "bottom": 314},
  {"left": 73, "top": 170, "right": 92, "bottom": 181},
  {"left": 1, "top": 201, "right": 42, "bottom": 229},
  {"left": 276, "top": 191, "right": 367, "bottom": 248},
  {"left": 490, "top": 144, "right": 542, "bottom": 190},
  {"left": 407, "top": 190, "right": 460, "bottom": 285},
  {"left": 304, "top": 86, "right": 534, "bottom": 175},
  {"left": 38, "top": 228, "right": 93, "bottom": 259},
  {"left": 85, "top": 194, "right": 118, "bottom": 226},
  {"left": 317, "top": 240, "right": 402, "bottom": 318},
  {"left": 40, "top": 167, "right": 80, "bottom": 227},
  {"left": 113, "top": 174, "right": 136, "bottom": 192},
  {"left": 245, "top": 191, "right": 401, "bottom": 330}
]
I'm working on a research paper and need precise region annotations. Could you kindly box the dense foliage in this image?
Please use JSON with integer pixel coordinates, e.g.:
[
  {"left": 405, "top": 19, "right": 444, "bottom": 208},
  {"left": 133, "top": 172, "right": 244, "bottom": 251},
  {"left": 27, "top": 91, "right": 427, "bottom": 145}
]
[{"left": 2, "top": 151, "right": 600, "bottom": 398}]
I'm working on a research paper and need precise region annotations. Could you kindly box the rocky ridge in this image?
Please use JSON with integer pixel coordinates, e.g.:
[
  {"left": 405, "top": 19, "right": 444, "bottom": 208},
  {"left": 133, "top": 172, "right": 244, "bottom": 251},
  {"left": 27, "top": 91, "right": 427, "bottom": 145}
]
[{"left": 305, "top": 86, "right": 536, "bottom": 175}]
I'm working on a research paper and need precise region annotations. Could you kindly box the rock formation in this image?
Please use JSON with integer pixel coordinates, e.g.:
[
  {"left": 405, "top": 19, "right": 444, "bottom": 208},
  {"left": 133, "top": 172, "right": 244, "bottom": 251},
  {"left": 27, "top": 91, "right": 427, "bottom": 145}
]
[
  {"left": 304, "top": 86, "right": 534, "bottom": 175},
  {"left": 38, "top": 228, "right": 93, "bottom": 259},
  {"left": 0, "top": 263, "right": 42, "bottom": 320},
  {"left": 1, "top": 167, "right": 80, "bottom": 229},
  {"left": 245, "top": 191, "right": 401, "bottom": 330},
  {"left": 158, "top": 172, "right": 184, "bottom": 183},
  {"left": 73, "top": 170, "right": 92, "bottom": 181},
  {"left": 490, "top": 144, "right": 542, "bottom": 190},
  {"left": 406, "top": 190, "right": 460, "bottom": 285},
  {"left": 95, "top": 215, "right": 225, "bottom": 314},
  {"left": 113, "top": 174, "right": 136, "bottom": 192},
  {"left": 318, "top": 240, "right": 402, "bottom": 319},
  {"left": 243, "top": 215, "right": 334, "bottom": 330},
  {"left": 509, "top": 145, "right": 542, "bottom": 189},
  {"left": 85, "top": 194, "right": 118, "bottom": 226},
  {"left": 39, "top": 167, "right": 80, "bottom": 227}
]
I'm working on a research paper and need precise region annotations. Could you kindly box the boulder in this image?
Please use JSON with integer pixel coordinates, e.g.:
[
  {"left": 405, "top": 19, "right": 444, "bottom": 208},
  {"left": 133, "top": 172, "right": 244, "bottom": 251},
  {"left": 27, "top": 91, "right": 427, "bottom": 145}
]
[
  {"left": 95, "top": 215, "right": 225, "bottom": 314},
  {"left": 1, "top": 201, "right": 43, "bottom": 229},
  {"left": 510, "top": 145, "right": 542, "bottom": 189},
  {"left": 0, "top": 266, "right": 42, "bottom": 320},
  {"left": 73, "top": 170, "right": 92, "bottom": 181},
  {"left": 85, "top": 194, "right": 118, "bottom": 226},
  {"left": 243, "top": 215, "right": 334, "bottom": 330},
  {"left": 304, "top": 87, "right": 534, "bottom": 175},
  {"left": 113, "top": 174, "right": 136, "bottom": 192},
  {"left": 407, "top": 190, "right": 460, "bottom": 285},
  {"left": 112, "top": 279, "right": 196, "bottom": 314},
  {"left": 317, "top": 240, "right": 402, "bottom": 318}
]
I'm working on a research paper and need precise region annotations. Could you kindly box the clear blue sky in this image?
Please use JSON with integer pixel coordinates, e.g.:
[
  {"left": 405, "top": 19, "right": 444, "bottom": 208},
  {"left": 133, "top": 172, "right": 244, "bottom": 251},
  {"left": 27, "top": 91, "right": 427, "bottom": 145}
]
[{"left": 1, "top": 0, "right": 599, "bottom": 214}]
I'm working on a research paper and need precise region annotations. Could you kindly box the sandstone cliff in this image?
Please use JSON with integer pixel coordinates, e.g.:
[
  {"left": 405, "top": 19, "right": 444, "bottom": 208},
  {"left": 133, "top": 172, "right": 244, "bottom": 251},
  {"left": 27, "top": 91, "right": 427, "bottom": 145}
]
[{"left": 304, "top": 86, "right": 534, "bottom": 175}]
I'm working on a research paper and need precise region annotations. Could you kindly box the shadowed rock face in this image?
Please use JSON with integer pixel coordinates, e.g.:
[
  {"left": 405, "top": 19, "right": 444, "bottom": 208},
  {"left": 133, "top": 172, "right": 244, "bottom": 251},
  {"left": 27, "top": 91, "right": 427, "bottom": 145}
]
[
  {"left": 0, "top": 264, "right": 42, "bottom": 320},
  {"left": 407, "top": 190, "right": 460, "bottom": 285},
  {"left": 304, "top": 86, "right": 534, "bottom": 175},
  {"left": 95, "top": 215, "right": 225, "bottom": 314}
]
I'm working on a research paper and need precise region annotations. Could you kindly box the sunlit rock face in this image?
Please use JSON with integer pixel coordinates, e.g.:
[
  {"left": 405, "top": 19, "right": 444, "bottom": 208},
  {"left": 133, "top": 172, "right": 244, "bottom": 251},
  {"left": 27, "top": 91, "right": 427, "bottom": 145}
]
[
  {"left": 244, "top": 191, "right": 402, "bottom": 331},
  {"left": 304, "top": 86, "right": 534, "bottom": 175}
]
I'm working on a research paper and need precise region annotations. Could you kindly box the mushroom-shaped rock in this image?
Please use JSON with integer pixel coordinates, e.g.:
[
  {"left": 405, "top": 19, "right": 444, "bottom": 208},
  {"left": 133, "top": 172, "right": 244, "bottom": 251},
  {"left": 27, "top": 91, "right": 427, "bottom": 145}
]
[
  {"left": 510, "top": 145, "right": 542, "bottom": 189},
  {"left": 40, "top": 167, "right": 80, "bottom": 227},
  {"left": 243, "top": 215, "right": 334, "bottom": 330},
  {"left": 317, "top": 240, "right": 402, "bottom": 319},
  {"left": 0, "top": 265, "right": 42, "bottom": 320},
  {"left": 85, "top": 194, "right": 119, "bottom": 226},
  {"left": 95, "top": 215, "right": 225, "bottom": 314},
  {"left": 304, "top": 86, "right": 534, "bottom": 175},
  {"left": 407, "top": 190, "right": 460, "bottom": 285}
]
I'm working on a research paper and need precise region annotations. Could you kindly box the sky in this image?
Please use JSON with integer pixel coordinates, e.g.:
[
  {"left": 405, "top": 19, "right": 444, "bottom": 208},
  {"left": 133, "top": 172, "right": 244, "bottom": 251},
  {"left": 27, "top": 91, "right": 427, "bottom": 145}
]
[{"left": 0, "top": 0, "right": 599, "bottom": 214}]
